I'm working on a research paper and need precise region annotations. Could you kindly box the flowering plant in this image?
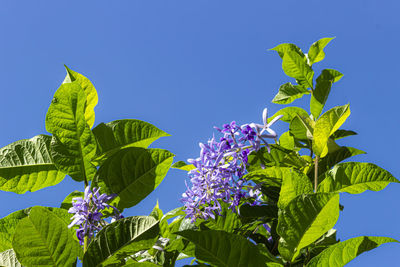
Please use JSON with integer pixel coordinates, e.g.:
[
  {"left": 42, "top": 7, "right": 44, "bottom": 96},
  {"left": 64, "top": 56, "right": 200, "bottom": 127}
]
[{"left": 0, "top": 38, "right": 397, "bottom": 266}]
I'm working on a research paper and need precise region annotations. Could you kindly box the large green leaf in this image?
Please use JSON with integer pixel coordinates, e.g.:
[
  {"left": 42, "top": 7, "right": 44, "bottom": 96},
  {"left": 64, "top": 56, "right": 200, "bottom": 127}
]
[
  {"left": 268, "top": 107, "right": 309, "bottom": 123},
  {"left": 307, "top": 236, "right": 398, "bottom": 267},
  {"left": 92, "top": 119, "right": 170, "bottom": 164},
  {"left": 96, "top": 147, "right": 174, "bottom": 208},
  {"left": 278, "top": 168, "right": 313, "bottom": 209},
  {"left": 178, "top": 230, "right": 271, "bottom": 267},
  {"left": 318, "top": 162, "right": 399, "bottom": 194},
  {"left": 83, "top": 216, "right": 159, "bottom": 267},
  {"left": 0, "top": 249, "right": 22, "bottom": 267},
  {"left": 278, "top": 132, "right": 295, "bottom": 150},
  {"left": 45, "top": 82, "right": 97, "bottom": 182},
  {"left": 277, "top": 193, "right": 340, "bottom": 261},
  {"left": 0, "top": 135, "right": 65, "bottom": 194},
  {"left": 12, "top": 206, "right": 81, "bottom": 267},
  {"left": 244, "top": 166, "right": 290, "bottom": 185},
  {"left": 0, "top": 209, "right": 29, "bottom": 252},
  {"left": 272, "top": 83, "right": 310, "bottom": 104},
  {"left": 63, "top": 66, "right": 98, "bottom": 128},
  {"left": 282, "top": 50, "right": 314, "bottom": 89},
  {"left": 310, "top": 69, "right": 343, "bottom": 118},
  {"left": 312, "top": 104, "right": 350, "bottom": 157},
  {"left": 307, "top": 37, "right": 335, "bottom": 65},
  {"left": 289, "top": 115, "right": 314, "bottom": 141}
]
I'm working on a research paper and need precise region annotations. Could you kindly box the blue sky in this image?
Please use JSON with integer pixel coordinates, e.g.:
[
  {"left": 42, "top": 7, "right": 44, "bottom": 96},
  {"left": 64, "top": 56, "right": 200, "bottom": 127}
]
[{"left": 0, "top": 1, "right": 399, "bottom": 266}]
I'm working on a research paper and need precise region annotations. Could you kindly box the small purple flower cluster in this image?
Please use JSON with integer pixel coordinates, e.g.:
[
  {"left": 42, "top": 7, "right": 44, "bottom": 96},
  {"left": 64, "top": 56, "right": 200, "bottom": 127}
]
[
  {"left": 181, "top": 108, "right": 282, "bottom": 222},
  {"left": 68, "top": 186, "right": 123, "bottom": 245}
]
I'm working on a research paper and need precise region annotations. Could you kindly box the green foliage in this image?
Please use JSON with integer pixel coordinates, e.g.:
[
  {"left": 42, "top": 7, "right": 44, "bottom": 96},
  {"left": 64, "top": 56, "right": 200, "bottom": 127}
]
[
  {"left": 307, "top": 236, "right": 398, "bottom": 266},
  {"left": 0, "top": 38, "right": 397, "bottom": 266},
  {"left": 83, "top": 216, "right": 159, "bottom": 266},
  {"left": 45, "top": 82, "right": 97, "bottom": 182},
  {"left": 272, "top": 83, "right": 310, "bottom": 104},
  {"left": 96, "top": 147, "right": 174, "bottom": 208},
  {"left": 12, "top": 206, "right": 81, "bottom": 266},
  {"left": 318, "top": 162, "right": 399, "bottom": 194},
  {"left": 0, "top": 135, "right": 65, "bottom": 194},
  {"left": 92, "top": 119, "right": 170, "bottom": 164},
  {"left": 277, "top": 193, "right": 340, "bottom": 261},
  {"left": 178, "top": 230, "right": 272, "bottom": 267}
]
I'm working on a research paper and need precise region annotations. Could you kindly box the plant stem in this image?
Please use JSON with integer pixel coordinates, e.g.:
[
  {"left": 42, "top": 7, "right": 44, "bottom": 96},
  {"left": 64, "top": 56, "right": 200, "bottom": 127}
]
[
  {"left": 84, "top": 236, "right": 88, "bottom": 253},
  {"left": 314, "top": 155, "right": 319, "bottom": 192}
]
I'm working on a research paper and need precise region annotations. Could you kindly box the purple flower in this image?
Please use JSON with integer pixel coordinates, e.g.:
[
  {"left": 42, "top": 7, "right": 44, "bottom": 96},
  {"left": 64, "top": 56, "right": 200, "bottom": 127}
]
[
  {"left": 68, "top": 186, "right": 122, "bottom": 245},
  {"left": 181, "top": 108, "right": 282, "bottom": 222}
]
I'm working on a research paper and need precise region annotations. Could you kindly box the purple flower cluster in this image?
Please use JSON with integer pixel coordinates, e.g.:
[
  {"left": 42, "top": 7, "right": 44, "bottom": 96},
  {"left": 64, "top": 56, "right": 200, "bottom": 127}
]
[
  {"left": 68, "top": 186, "right": 123, "bottom": 245},
  {"left": 181, "top": 108, "right": 282, "bottom": 222}
]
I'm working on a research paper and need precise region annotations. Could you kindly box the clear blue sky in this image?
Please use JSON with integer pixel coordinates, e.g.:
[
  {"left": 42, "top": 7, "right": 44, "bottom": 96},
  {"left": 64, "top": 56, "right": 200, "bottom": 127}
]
[{"left": 0, "top": 1, "right": 398, "bottom": 266}]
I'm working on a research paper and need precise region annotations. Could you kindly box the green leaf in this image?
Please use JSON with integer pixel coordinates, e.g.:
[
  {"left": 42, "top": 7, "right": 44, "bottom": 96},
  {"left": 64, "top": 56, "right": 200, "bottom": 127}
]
[
  {"left": 307, "top": 236, "right": 398, "bottom": 267},
  {"left": 282, "top": 50, "right": 314, "bottom": 89},
  {"left": 0, "top": 249, "right": 22, "bottom": 267},
  {"left": 63, "top": 66, "right": 98, "bottom": 128},
  {"left": 278, "top": 132, "right": 295, "bottom": 150},
  {"left": 310, "top": 69, "right": 343, "bottom": 118},
  {"left": 60, "top": 191, "right": 84, "bottom": 210},
  {"left": 92, "top": 119, "right": 170, "bottom": 164},
  {"left": 83, "top": 216, "right": 159, "bottom": 267},
  {"left": 307, "top": 37, "right": 335, "bottom": 65},
  {"left": 12, "top": 206, "right": 81, "bottom": 267},
  {"left": 45, "top": 82, "right": 97, "bottom": 182},
  {"left": 277, "top": 193, "right": 340, "bottom": 261},
  {"left": 312, "top": 104, "right": 350, "bottom": 157},
  {"left": 278, "top": 168, "right": 313, "bottom": 209},
  {"left": 0, "top": 209, "right": 29, "bottom": 252},
  {"left": 318, "top": 162, "right": 399, "bottom": 194},
  {"left": 269, "top": 43, "right": 304, "bottom": 59},
  {"left": 0, "top": 135, "right": 65, "bottom": 194},
  {"left": 247, "top": 145, "right": 292, "bottom": 172},
  {"left": 244, "top": 166, "right": 288, "bottom": 185},
  {"left": 317, "top": 146, "right": 365, "bottom": 177},
  {"left": 289, "top": 115, "right": 314, "bottom": 141},
  {"left": 97, "top": 147, "right": 174, "bottom": 208},
  {"left": 171, "top": 161, "right": 196, "bottom": 171},
  {"left": 178, "top": 230, "right": 271, "bottom": 267},
  {"left": 331, "top": 129, "right": 357, "bottom": 140},
  {"left": 272, "top": 83, "right": 310, "bottom": 104},
  {"left": 268, "top": 107, "right": 309, "bottom": 123}
]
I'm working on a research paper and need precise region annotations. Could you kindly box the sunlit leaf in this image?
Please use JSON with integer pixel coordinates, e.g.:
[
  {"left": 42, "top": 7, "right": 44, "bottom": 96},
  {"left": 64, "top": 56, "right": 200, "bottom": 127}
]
[
  {"left": 83, "top": 216, "right": 159, "bottom": 267},
  {"left": 92, "top": 119, "right": 170, "bottom": 164},
  {"left": 268, "top": 107, "right": 309, "bottom": 123},
  {"left": 272, "top": 83, "right": 310, "bottom": 104},
  {"left": 307, "top": 37, "right": 335, "bottom": 65},
  {"left": 12, "top": 206, "right": 81, "bottom": 267},
  {"left": 278, "top": 169, "right": 313, "bottom": 209},
  {"left": 0, "top": 135, "right": 65, "bottom": 194},
  {"left": 318, "top": 162, "right": 399, "bottom": 194},
  {"left": 269, "top": 43, "right": 304, "bottom": 59},
  {"left": 313, "top": 104, "right": 350, "bottom": 157},
  {"left": 277, "top": 193, "right": 340, "bottom": 261},
  {"left": 282, "top": 51, "right": 314, "bottom": 89},
  {"left": 96, "top": 147, "right": 174, "bottom": 209},
  {"left": 331, "top": 129, "right": 357, "bottom": 140},
  {"left": 310, "top": 69, "right": 343, "bottom": 118},
  {"left": 45, "top": 82, "right": 97, "bottom": 182},
  {"left": 63, "top": 66, "right": 98, "bottom": 128},
  {"left": 307, "top": 236, "right": 398, "bottom": 267}
]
